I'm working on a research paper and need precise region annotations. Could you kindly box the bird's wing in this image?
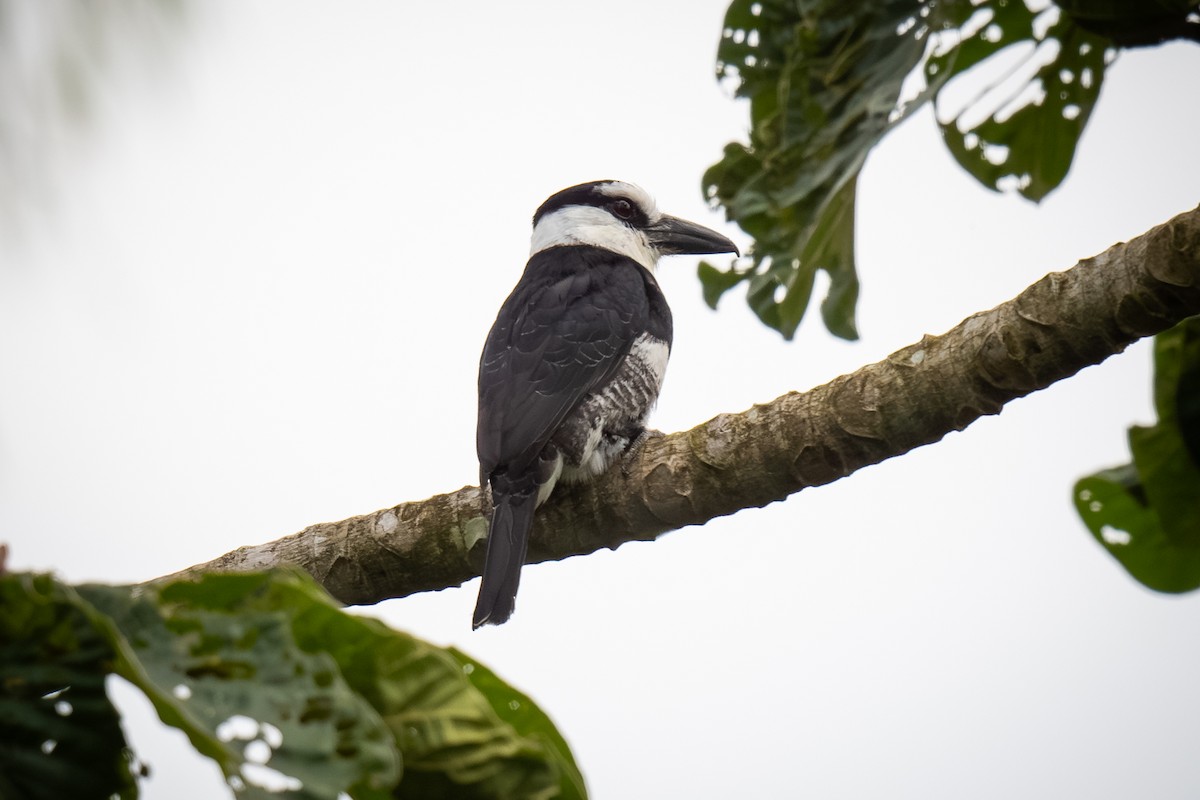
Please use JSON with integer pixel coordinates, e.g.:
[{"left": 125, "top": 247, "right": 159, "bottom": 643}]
[{"left": 477, "top": 247, "right": 649, "bottom": 477}]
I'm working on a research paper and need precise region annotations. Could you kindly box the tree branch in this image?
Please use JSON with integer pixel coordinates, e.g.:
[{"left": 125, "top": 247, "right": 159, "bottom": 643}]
[{"left": 160, "top": 205, "right": 1200, "bottom": 605}]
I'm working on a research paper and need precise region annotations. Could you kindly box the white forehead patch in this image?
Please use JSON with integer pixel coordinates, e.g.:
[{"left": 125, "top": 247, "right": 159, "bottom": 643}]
[
  {"left": 594, "top": 181, "right": 660, "bottom": 219},
  {"left": 530, "top": 205, "right": 660, "bottom": 271}
]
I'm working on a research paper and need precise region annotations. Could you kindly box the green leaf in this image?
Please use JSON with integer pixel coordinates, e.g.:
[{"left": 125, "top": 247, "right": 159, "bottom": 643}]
[
  {"left": 4, "top": 570, "right": 584, "bottom": 800},
  {"left": 447, "top": 648, "right": 586, "bottom": 800},
  {"left": 807, "top": 178, "right": 859, "bottom": 340},
  {"left": 704, "top": 0, "right": 933, "bottom": 339},
  {"left": 1074, "top": 466, "right": 1195, "bottom": 592},
  {"left": 249, "top": 575, "right": 582, "bottom": 800},
  {"left": 698, "top": 259, "right": 750, "bottom": 310},
  {"left": 378, "top": 636, "right": 573, "bottom": 800},
  {"left": 1175, "top": 329, "right": 1200, "bottom": 465},
  {"left": 707, "top": 1, "right": 1199, "bottom": 338},
  {"left": 930, "top": 2, "right": 1113, "bottom": 201},
  {"left": 95, "top": 570, "right": 583, "bottom": 800},
  {"left": 82, "top": 573, "right": 401, "bottom": 800},
  {"left": 1075, "top": 317, "right": 1200, "bottom": 592},
  {"left": 0, "top": 574, "right": 139, "bottom": 800}
]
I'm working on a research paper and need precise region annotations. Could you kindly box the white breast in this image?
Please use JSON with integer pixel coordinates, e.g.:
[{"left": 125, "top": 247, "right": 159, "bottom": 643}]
[
  {"left": 628, "top": 334, "right": 669, "bottom": 393},
  {"left": 557, "top": 331, "right": 670, "bottom": 482}
]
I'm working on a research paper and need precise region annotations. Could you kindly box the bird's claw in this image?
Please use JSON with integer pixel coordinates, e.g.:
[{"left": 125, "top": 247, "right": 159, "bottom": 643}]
[{"left": 620, "top": 428, "right": 664, "bottom": 476}]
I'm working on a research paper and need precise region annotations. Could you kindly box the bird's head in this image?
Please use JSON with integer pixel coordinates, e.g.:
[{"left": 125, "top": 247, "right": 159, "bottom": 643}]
[{"left": 529, "top": 180, "right": 739, "bottom": 271}]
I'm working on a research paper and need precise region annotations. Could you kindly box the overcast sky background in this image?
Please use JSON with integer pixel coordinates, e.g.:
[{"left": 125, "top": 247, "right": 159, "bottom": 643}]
[{"left": 2, "top": 2, "right": 1200, "bottom": 798}]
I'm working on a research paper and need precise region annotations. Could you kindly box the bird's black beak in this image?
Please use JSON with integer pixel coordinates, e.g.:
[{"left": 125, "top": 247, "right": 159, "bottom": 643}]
[{"left": 647, "top": 214, "right": 740, "bottom": 257}]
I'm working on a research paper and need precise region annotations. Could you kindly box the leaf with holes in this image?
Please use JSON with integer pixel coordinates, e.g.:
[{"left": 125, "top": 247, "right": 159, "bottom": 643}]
[
  {"left": 1075, "top": 317, "right": 1200, "bottom": 592},
  {"left": 10, "top": 569, "right": 584, "bottom": 800},
  {"left": 81, "top": 572, "right": 401, "bottom": 800},
  {"left": 928, "top": 2, "right": 1112, "bottom": 201},
  {"left": 706, "top": 1, "right": 1199, "bottom": 338},
  {"left": 224, "top": 573, "right": 585, "bottom": 800},
  {"left": 703, "top": 0, "right": 939, "bottom": 339}
]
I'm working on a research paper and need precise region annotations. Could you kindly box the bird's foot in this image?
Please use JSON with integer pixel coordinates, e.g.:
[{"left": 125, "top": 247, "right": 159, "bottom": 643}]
[{"left": 620, "top": 428, "right": 664, "bottom": 476}]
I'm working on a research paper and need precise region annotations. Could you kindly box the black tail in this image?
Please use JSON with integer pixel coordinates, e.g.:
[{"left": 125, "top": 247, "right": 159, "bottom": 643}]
[{"left": 472, "top": 487, "right": 537, "bottom": 628}]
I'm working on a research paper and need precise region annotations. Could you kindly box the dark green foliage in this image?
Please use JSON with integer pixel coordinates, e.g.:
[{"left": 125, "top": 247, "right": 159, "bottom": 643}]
[
  {"left": 82, "top": 573, "right": 401, "bottom": 800},
  {"left": 928, "top": 0, "right": 1112, "bottom": 202},
  {"left": 1056, "top": 0, "right": 1200, "bottom": 46},
  {"left": 445, "top": 648, "right": 586, "bottom": 800},
  {"left": 1, "top": 570, "right": 586, "bottom": 800},
  {"left": 1075, "top": 317, "right": 1200, "bottom": 592},
  {"left": 0, "top": 575, "right": 138, "bottom": 800},
  {"left": 702, "top": 0, "right": 927, "bottom": 340},
  {"left": 703, "top": 0, "right": 1194, "bottom": 340}
]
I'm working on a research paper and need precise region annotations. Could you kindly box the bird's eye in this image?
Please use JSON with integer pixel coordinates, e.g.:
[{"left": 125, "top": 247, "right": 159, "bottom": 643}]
[{"left": 611, "top": 199, "right": 634, "bottom": 220}]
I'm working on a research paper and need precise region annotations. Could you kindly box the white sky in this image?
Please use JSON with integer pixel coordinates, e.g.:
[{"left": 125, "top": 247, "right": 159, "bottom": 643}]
[{"left": 3, "top": 2, "right": 1200, "bottom": 798}]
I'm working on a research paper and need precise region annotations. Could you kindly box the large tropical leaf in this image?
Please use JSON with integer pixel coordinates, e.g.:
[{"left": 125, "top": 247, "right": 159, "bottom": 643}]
[
  {"left": 2, "top": 570, "right": 585, "bottom": 800},
  {"left": 703, "top": 1, "right": 1200, "bottom": 339},
  {"left": 81, "top": 574, "right": 401, "bottom": 800},
  {"left": 928, "top": 1, "right": 1113, "bottom": 201},
  {"left": 0, "top": 574, "right": 139, "bottom": 800},
  {"left": 702, "top": 0, "right": 932, "bottom": 340},
  {"left": 1075, "top": 317, "right": 1200, "bottom": 592}
]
